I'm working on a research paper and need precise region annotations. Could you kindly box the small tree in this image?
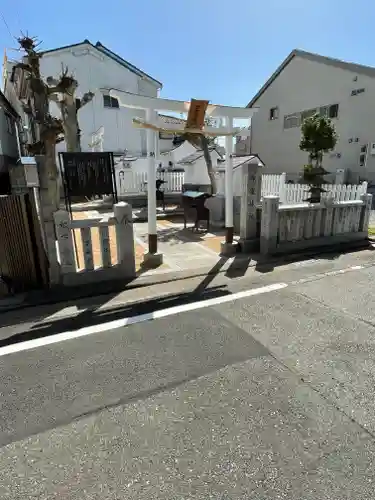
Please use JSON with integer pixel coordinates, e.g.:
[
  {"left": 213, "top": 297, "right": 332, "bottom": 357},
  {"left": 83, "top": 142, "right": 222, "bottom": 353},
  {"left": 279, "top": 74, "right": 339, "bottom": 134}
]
[
  {"left": 173, "top": 116, "right": 219, "bottom": 194},
  {"left": 299, "top": 113, "right": 337, "bottom": 203}
]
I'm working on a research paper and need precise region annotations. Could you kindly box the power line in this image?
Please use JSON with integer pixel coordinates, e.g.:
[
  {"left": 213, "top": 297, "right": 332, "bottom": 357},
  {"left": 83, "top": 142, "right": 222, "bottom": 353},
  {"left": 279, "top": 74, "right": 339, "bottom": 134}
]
[{"left": 1, "top": 11, "right": 14, "bottom": 42}]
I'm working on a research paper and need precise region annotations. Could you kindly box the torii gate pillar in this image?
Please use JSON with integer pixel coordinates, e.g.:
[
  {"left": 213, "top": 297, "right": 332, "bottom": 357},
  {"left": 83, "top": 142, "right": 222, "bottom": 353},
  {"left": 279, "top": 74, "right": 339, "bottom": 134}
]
[
  {"left": 221, "top": 116, "right": 236, "bottom": 254},
  {"left": 143, "top": 108, "right": 163, "bottom": 267}
]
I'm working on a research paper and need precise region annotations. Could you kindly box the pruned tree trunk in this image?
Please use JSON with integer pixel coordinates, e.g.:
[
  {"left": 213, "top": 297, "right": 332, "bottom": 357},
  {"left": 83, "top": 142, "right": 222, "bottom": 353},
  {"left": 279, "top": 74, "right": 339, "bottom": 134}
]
[
  {"left": 201, "top": 135, "right": 217, "bottom": 195},
  {"left": 47, "top": 66, "right": 93, "bottom": 153},
  {"left": 17, "top": 36, "right": 64, "bottom": 284},
  {"left": 60, "top": 96, "right": 80, "bottom": 152}
]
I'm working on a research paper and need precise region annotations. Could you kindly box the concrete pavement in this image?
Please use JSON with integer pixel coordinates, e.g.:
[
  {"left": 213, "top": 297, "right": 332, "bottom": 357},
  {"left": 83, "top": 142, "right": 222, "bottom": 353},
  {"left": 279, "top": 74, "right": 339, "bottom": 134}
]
[{"left": 1, "top": 253, "right": 375, "bottom": 497}]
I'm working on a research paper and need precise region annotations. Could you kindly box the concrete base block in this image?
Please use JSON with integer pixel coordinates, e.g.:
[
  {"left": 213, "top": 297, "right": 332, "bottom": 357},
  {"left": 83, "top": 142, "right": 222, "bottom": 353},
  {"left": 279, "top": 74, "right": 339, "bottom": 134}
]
[
  {"left": 237, "top": 238, "right": 259, "bottom": 253},
  {"left": 210, "top": 220, "right": 225, "bottom": 229},
  {"left": 220, "top": 241, "right": 238, "bottom": 256},
  {"left": 142, "top": 251, "right": 164, "bottom": 268}
]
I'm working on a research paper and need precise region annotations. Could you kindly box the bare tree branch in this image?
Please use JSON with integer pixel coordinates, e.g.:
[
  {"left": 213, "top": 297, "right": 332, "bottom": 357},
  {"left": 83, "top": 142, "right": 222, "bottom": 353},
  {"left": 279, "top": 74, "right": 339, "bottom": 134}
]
[{"left": 79, "top": 91, "right": 94, "bottom": 108}]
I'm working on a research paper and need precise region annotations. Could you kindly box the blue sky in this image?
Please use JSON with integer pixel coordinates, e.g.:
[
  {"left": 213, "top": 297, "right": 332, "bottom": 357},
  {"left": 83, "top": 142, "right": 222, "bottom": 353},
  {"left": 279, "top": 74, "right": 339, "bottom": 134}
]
[{"left": 1, "top": 0, "right": 375, "bottom": 107}]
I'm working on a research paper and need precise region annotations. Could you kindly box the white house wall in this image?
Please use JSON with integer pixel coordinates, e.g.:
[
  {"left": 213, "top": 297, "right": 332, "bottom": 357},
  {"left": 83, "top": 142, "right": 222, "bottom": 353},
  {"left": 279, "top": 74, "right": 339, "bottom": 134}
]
[
  {"left": 183, "top": 151, "right": 222, "bottom": 185},
  {"left": 251, "top": 55, "right": 375, "bottom": 182},
  {"left": 39, "top": 43, "right": 159, "bottom": 155},
  {"left": 161, "top": 141, "right": 196, "bottom": 166}
]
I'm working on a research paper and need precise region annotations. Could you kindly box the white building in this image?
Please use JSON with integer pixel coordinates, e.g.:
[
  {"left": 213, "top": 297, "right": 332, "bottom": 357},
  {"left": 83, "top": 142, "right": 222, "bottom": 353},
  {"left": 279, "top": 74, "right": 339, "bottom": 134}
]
[
  {"left": 3, "top": 40, "right": 163, "bottom": 156},
  {"left": 247, "top": 49, "right": 375, "bottom": 183},
  {"left": 178, "top": 146, "right": 224, "bottom": 186}
]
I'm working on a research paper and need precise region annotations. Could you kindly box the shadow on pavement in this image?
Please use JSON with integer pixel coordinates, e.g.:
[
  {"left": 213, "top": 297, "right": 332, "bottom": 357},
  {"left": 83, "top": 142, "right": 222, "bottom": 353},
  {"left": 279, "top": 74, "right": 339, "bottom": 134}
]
[
  {"left": 0, "top": 286, "right": 230, "bottom": 347},
  {"left": 254, "top": 243, "right": 375, "bottom": 274},
  {"left": 194, "top": 257, "right": 229, "bottom": 293},
  {"left": 225, "top": 255, "right": 254, "bottom": 279}
]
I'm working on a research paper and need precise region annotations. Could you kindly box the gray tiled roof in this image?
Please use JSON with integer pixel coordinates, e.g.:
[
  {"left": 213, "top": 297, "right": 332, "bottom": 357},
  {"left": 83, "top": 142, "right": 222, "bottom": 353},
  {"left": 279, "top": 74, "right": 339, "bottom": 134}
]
[
  {"left": 215, "top": 154, "right": 265, "bottom": 171},
  {"left": 178, "top": 146, "right": 224, "bottom": 165}
]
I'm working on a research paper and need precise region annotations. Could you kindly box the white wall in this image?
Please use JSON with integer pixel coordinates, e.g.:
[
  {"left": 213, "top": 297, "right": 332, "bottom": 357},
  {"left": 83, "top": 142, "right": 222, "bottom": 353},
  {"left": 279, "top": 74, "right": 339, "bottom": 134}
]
[
  {"left": 159, "top": 138, "right": 175, "bottom": 154},
  {"left": 183, "top": 150, "right": 222, "bottom": 185},
  {"left": 251, "top": 55, "right": 375, "bottom": 182},
  {"left": 38, "top": 43, "right": 160, "bottom": 156},
  {"left": 160, "top": 141, "right": 196, "bottom": 167}
]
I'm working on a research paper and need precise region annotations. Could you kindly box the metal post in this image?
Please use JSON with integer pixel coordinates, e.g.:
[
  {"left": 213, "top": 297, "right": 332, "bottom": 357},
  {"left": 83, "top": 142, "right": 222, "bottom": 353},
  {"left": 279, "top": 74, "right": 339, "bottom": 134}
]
[
  {"left": 224, "top": 116, "right": 234, "bottom": 244},
  {"left": 146, "top": 108, "right": 157, "bottom": 254}
]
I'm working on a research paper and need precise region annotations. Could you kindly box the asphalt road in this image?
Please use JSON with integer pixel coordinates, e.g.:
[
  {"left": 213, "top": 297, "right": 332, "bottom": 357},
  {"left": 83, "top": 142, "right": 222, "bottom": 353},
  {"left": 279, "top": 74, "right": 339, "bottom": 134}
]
[{"left": 1, "top": 252, "right": 375, "bottom": 498}]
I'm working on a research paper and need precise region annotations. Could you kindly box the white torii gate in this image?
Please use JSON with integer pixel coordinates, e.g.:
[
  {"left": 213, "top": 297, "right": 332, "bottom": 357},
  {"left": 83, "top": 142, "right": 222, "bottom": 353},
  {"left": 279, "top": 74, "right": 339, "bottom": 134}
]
[{"left": 109, "top": 89, "right": 258, "bottom": 265}]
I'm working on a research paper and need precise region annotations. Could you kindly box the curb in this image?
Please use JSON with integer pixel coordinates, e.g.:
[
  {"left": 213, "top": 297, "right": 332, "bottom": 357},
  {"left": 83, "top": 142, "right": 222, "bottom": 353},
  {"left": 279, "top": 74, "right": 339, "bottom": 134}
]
[{"left": 1, "top": 238, "right": 372, "bottom": 313}]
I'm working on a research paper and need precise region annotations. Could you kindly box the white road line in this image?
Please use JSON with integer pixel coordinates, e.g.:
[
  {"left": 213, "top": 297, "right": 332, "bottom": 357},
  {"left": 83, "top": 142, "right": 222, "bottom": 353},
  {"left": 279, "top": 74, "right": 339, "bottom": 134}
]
[
  {"left": 292, "top": 264, "right": 364, "bottom": 284},
  {"left": 0, "top": 282, "right": 288, "bottom": 358}
]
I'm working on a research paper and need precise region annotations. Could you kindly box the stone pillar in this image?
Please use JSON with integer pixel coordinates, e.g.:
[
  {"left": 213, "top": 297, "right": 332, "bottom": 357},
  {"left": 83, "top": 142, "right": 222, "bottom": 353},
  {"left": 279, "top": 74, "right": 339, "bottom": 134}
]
[
  {"left": 260, "top": 196, "right": 279, "bottom": 255},
  {"left": 359, "top": 193, "right": 373, "bottom": 233},
  {"left": 238, "top": 161, "right": 262, "bottom": 252},
  {"left": 279, "top": 172, "right": 287, "bottom": 204},
  {"left": 114, "top": 202, "right": 136, "bottom": 278},
  {"left": 205, "top": 194, "right": 225, "bottom": 229},
  {"left": 53, "top": 210, "right": 76, "bottom": 274}
]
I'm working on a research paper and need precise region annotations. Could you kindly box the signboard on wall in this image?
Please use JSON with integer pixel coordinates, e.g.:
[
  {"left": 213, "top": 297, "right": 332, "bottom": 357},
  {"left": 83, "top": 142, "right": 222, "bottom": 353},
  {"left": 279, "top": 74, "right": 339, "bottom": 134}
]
[{"left": 60, "top": 152, "right": 116, "bottom": 199}]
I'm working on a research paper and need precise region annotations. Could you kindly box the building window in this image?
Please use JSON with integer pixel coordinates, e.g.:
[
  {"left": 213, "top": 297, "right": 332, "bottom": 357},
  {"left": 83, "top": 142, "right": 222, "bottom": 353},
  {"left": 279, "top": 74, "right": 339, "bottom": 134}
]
[
  {"left": 284, "top": 102, "right": 339, "bottom": 130},
  {"left": 5, "top": 114, "right": 14, "bottom": 135},
  {"left": 283, "top": 113, "right": 301, "bottom": 129},
  {"left": 328, "top": 104, "right": 339, "bottom": 118},
  {"left": 351, "top": 88, "right": 365, "bottom": 96},
  {"left": 301, "top": 108, "right": 317, "bottom": 122},
  {"left": 103, "top": 95, "right": 119, "bottom": 108},
  {"left": 269, "top": 107, "right": 279, "bottom": 120}
]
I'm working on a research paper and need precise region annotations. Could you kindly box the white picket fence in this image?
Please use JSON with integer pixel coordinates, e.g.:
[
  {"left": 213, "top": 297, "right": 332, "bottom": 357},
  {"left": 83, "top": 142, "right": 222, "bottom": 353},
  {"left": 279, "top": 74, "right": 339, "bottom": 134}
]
[
  {"left": 280, "top": 181, "right": 368, "bottom": 204},
  {"left": 115, "top": 169, "right": 184, "bottom": 196},
  {"left": 261, "top": 173, "right": 286, "bottom": 198},
  {"left": 218, "top": 171, "right": 368, "bottom": 203},
  {"left": 114, "top": 168, "right": 368, "bottom": 204}
]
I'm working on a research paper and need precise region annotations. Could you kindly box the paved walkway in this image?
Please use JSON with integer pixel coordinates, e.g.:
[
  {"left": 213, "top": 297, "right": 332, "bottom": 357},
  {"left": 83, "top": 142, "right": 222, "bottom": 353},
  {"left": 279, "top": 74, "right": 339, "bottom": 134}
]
[
  {"left": 134, "top": 218, "right": 226, "bottom": 271},
  {"left": 72, "top": 212, "right": 245, "bottom": 276}
]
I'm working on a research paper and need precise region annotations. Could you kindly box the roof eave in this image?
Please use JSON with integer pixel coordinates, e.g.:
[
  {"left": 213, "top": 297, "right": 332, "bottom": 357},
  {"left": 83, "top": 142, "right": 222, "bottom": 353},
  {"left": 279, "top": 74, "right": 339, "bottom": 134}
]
[
  {"left": 246, "top": 50, "right": 298, "bottom": 108},
  {"left": 41, "top": 40, "right": 163, "bottom": 89},
  {"left": 95, "top": 42, "right": 163, "bottom": 88},
  {"left": 246, "top": 48, "right": 375, "bottom": 108}
]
